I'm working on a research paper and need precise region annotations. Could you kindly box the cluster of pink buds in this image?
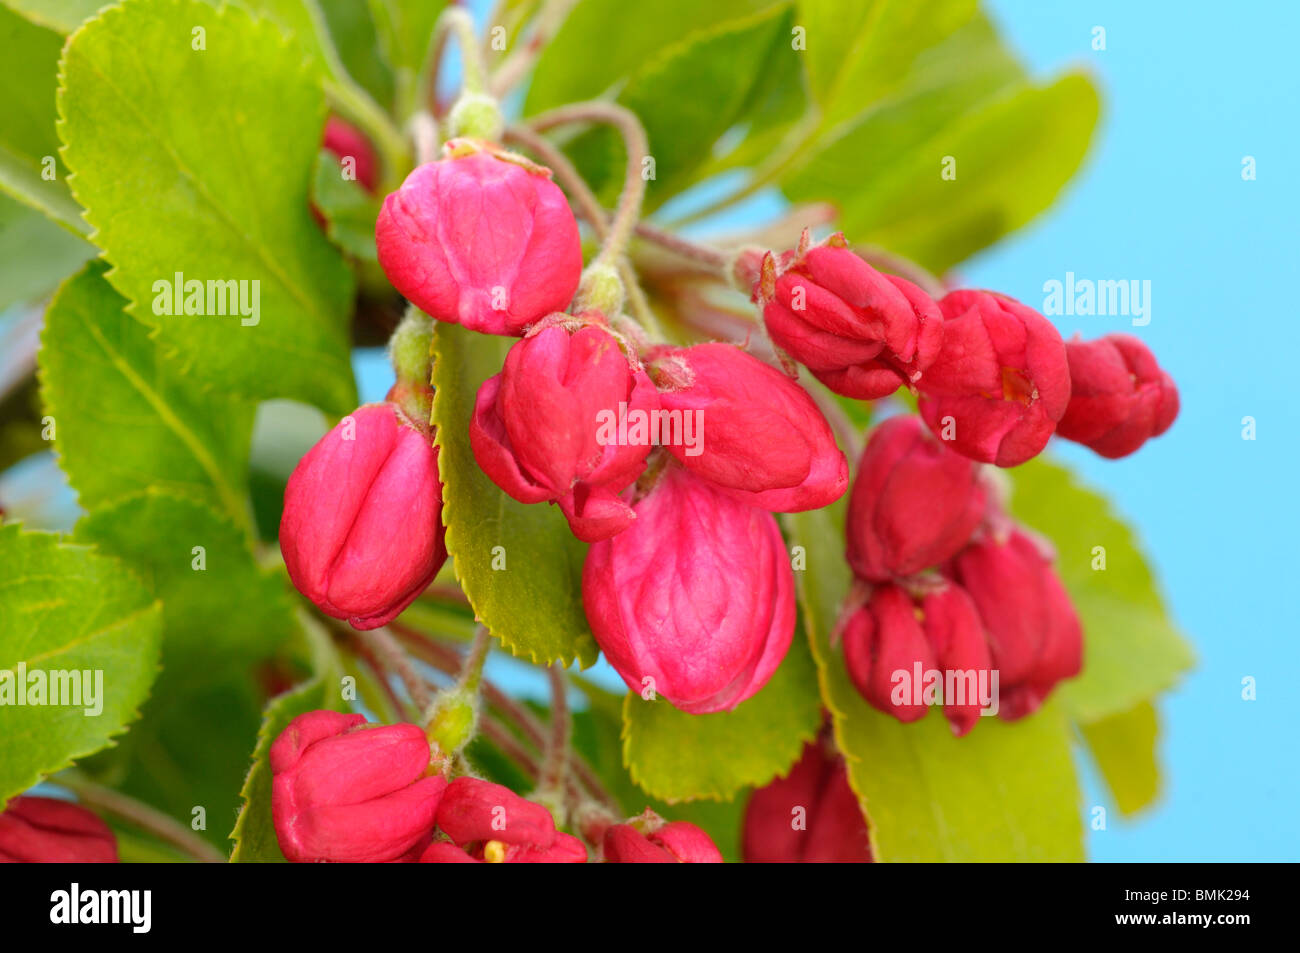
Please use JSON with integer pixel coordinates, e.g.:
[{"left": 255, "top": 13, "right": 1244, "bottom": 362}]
[
  {"left": 753, "top": 232, "right": 1179, "bottom": 467},
  {"left": 0, "top": 796, "right": 119, "bottom": 863},
  {"left": 268, "top": 711, "right": 720, "bottom": 863},
  {"left": 372, "top": 141, "right": 853, "bottom": 715},
  {"left": 838, "top": 415, "right": 1081, "bottom": 732}
]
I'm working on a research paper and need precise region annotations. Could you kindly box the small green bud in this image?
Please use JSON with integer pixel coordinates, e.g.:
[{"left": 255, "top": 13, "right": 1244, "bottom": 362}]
[
  {"left": 573, "top": 260, "right": 625, "bottom": 317},
  {"left": 448, "top": 92, "right": 504, "bottom": 142},
  {"left": 425, "top": 686, "right": 478, "bottom": 756}
]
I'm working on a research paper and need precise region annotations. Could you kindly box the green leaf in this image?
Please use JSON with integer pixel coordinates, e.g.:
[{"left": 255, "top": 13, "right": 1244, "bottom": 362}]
[
  {"left": 74, "top": 489, "right": 295, "bottom": 670},
  {"left": 312, "top": 149, "right": 379, "bottom": 261},
  {"left": 1009, "top": 457, "right": 1194, "bottom": 723},
  {"left": 785, "top": 502, "right": 1086, "bottom": 861},
  {"left": 0, "top": 195, "right": 93, "bottom": 311},
  {"left": 431, "top": 322, "right": 598, "bottom": 668},
  {"left": 58, "top": 0, "right": 357, "bottom": 412},
  {"left": 619, "top": 4, "right": 796, "bottom": 203},
  {"left": 230, "top": 614, "right": 344, "bottom": 862},
  {"left": 367, "top": 0, "right": 447, "bottom": 115},
  {"left": 39, "top": 264, "right": 255, "bottom": 532},
  {"left": 0, "top": 524, "right": 163, "bottom": 803},
  {"left": 784, "top": 14, "right": 1023, "bottom": 212},
  {"left": 0, "top": 0, "right": 104, "bottom": 33},
  {"left": 525, "top": 0, "right": 779, "bottom": 113},
  {"left": 793, "top": 71, "right": 1100, "bottom": 274},
  {"left": 83, "top": 672, "right": 266, "bottom": 850},
  {"left": 622, "top": 630, "right": 822, "bottom": 802},
  {"left": 1081, "top": 701, "right": 1161, "bottom": 817},
  {"left": 229, "top": 676, "right": 341, "bottom": 862},
  {"left": 318, "top": 0, "right": 394, "bottom": 107},
  {"left": 798, "top": 0, "right": 977, "bottom": 129},
  {"left": 0, "top": 4, "right": 90, "bottom": 234}
]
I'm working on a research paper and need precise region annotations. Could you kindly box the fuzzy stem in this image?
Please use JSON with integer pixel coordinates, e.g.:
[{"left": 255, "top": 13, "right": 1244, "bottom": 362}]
[
  {"left": 358, "top": 627, "right": 432, "bottom": 711},
  {"left": 540, "top": 666, "right": 571, "bottom": 794},
  {"left": 526, "top": 103, "right": 649, "bottom": 271},
  {"left": 460, "top": 625, "right": 492, "bottom": 694},
  {"left": 635, "top": 222, "right": 730, "bottom": 273},
  {"left": 436, "top": 7, "right": 490, "bottom": 95},
  {"left": 409, "top": 112, "right": 440, "bottom": 166},
  {"left": 488, "top": 0, "right": 575, "bottom": 97},
  {"left": 504, "top": 124, "right": 661, "bottom": 335},
  {"left": 58, "top": 774, "right": 227, "bottom": 864},
  {"left": 390, "top": 624, "right": 621, "bottom": 814}
]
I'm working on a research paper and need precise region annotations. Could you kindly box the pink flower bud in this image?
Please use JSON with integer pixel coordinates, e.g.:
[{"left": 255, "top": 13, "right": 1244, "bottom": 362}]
[
  {"left": 1055, "top": 334, "right": 1179, "bottom": 458},
  {"left": 920, "top": 582, "right": 994, "bottom": 736},
  {"left": 420, "top": 778, "right": 587, "bottom": 863},
  {"left": 842, "top": 581, "right": 995, "bottom": 734},
  {"left": 917, "top": 290, "right": 1070, "bottom": 467},
  {"left": 742, "top": 739, "right": 872, "bottom": 863},
  {"left": 845, "top": 415, "right": 987, "bottom": 581},
  {"left": 435, "top": 777, "right": 557, "bottom": 848},
  {"left": 583, "top": 466, "right": 796, "bottom": 714},
  {"left": 603, "top": 812, "right": 723, "bottom": 863},
  {"left": 650, "top": 342, "right": 848, "bottom": 511},
  {"left": 470, "top": 320, "right": 659, "bottom": 541},
  {"left": 764, "top": 244, "right": 943, "bottom": 399},
  {"left": 279, "top": 403, "right": 447, "bottom": 630},
  {"left": 375, "top": 146, "right": 583, "bottom": 335},
  {"left": 949, "top": 530, "right": 1083, "bottom": 719},
  {"left": 841, "top": 583, "right": 937, "bottom": 723},
  {"left": 323, "top": 116, "right": 377, "bottom": 194},
  {"left": 270, "top": 710, "right": 447, "bottom": 863},
  {"left": 0, "top": 796, "right": 118, "bottom": 863}
]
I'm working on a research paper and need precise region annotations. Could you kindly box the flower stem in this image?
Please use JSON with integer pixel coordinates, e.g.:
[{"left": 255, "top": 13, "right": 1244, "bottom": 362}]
[
  {"left": 539, "top": 666, "right": 571, "bottom": 794},
  {"left": 488, "top": 0, "right": 574, "bottom": 97},
  {"left": 526, "top": 102, "right": 649, "bottom": 270},
  {"left": 504, "top": 123, "right": 662, "bottom": 337},
  {"left": 435, "top": 7, "right": 490, "bottom": 95},
  {"left": 57, "top": 773, "right": 227, "bottom": 864},
  {"left": 390, "top": 623, "right": 622, "bottom": 814},
  {"left": 358, "top": 627, "right": 432, "bottom": 711}
]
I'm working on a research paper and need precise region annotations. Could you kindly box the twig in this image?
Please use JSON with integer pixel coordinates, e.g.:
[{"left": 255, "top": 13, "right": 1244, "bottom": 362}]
[
  {"left": 58, "top": 774, "right": 226, "bottom": 864},
  {"left": 356, "top": 627, "right": 433, "bottom": 711},
  {"left": 540, "top": 666, "right": 570, "bottom": 794},
  {"left": 390, "top": 623, "right": 621, "bottom": 813}
]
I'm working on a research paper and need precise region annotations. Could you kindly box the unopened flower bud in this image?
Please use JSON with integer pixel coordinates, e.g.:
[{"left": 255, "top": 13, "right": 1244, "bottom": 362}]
[
  {"left": 603, "top": 810, "right": 722, "bottom": 863},
  {"left": 649, "top": 342, "right": 848, "bottom": 512},
  {"left": 0, "top": 796, "right": 118, "bottom": 863},
  {"left": 845, "top": 415, "right": 987, "bottom": 581},
  {"left": 917, "top": 290, "right": 1070, "bottom": 467},
  {"left": 763, "top": 241, "right": 943, "bottom": 399},
  {"left": 470, "top": 320, "right": 658, "bottom": 541},
  {"left": 1055, "top": 334, "right": 1179, "bottom": 458},
  {"left": 376, "top": 144, "right": 582, "bottom": 335},
  {"left": 270, "top": 710, "right": 447, "bottom": 863},
  {"left": 583, "top": 466, "right": 795, "bottom": 713},
  {"left": 742, "top": 738, "right": 871, "bottom": 863},
  {"left": 280, "top": 403, "right": 447, "bottom": 630}
]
